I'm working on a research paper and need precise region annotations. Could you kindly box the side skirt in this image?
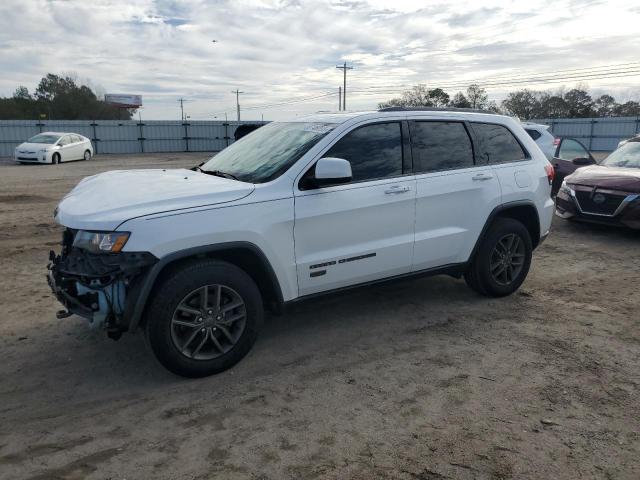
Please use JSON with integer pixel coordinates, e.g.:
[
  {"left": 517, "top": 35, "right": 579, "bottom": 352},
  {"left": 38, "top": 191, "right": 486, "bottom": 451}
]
[{"left": 282, "top": 262, "right": 468, "bottom": 310}]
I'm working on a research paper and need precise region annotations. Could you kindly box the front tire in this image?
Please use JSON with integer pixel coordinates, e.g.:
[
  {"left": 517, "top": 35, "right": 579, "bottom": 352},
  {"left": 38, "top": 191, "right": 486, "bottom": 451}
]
[
  {"left": 144, "top": 260, "right": 263, "bottom": 377},
  {"left": 465, "top": 218, "right": 532, "bottom": 297},
  {"left": 52, "top": 153, "right": 61, "bottom": 164}
]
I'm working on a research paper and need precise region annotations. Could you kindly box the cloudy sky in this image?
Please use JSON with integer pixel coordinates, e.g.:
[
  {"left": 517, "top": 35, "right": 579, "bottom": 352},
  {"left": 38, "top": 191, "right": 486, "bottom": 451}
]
[{"left": 1, "top": 0, "right": 639, "bottom": 120}]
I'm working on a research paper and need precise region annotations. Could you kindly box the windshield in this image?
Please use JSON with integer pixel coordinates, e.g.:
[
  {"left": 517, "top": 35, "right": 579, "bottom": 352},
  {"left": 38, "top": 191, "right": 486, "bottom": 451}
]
[
  {"left": 27, "top": 134, "right": 61, "bottom": 144},
  {"left": 602, "top": 141, "right": 640, "bottom": 169},
  {"left": 201, "top": 122, "right": 335, "bottom": 183}
]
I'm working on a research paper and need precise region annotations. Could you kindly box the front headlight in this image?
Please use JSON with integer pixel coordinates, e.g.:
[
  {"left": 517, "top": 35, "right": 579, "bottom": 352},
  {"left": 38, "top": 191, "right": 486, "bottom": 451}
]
[
  {"left": 73, "top": 231, "right": 130, "bottom": 253},
  {"left": 559, "top": 180, "right": 571, "bottom": 195},
  {"left": 39, "top": 148, "right": 49, "bottom": 153}
]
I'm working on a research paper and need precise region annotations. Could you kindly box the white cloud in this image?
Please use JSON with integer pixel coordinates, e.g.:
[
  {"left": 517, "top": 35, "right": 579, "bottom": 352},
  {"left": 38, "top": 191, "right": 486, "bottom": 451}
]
[{"left": 0, "top": 0, "right": 638, "bottom": 120}]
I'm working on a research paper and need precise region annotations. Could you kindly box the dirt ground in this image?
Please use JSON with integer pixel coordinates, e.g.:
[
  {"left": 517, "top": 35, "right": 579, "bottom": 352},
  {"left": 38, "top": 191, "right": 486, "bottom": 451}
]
[{"left": 0, "top": 153, "right": 638, "bottom": 480}]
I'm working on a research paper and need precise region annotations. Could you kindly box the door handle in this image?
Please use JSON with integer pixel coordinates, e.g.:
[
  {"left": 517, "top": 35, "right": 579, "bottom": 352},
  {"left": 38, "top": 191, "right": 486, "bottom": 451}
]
[
  {"left": 384, "top": 185, "right": 411, "bottom": 194},
  {"left": 472, "top": 173, "right": 494, "bottom": 181}
]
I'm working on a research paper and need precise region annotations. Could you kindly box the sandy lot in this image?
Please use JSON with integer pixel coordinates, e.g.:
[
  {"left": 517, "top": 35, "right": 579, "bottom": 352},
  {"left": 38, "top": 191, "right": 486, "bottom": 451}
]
[{"left": 0, "top": 153, "right": 639, "bottom": 480}]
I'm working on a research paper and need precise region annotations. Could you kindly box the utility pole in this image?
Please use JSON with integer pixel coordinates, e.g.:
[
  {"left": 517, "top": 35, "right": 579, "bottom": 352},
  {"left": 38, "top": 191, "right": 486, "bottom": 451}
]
[
  {"left": 335, "top": 61, "right": 353, "bottom": 111},
  {"left": 338, "top": 86, "right": 342, "bottom": 111},
  {"left": 178, "top": 98, "right": 185, "bottom": 121},
  {"left": 232, "top": 89, "right": 244, "bottom": 121}
]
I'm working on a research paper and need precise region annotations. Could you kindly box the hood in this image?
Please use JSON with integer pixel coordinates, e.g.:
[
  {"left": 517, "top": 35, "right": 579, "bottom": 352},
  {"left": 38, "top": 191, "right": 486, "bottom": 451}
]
[
  {"left": 566, "top": 164, "right": 640, "bottom": 193},
  {"left": 16, "top": 142, "right": 54, "bottom": 152},
  {"left": 55, "top": 169, "right": 254, "bottom": 231}
]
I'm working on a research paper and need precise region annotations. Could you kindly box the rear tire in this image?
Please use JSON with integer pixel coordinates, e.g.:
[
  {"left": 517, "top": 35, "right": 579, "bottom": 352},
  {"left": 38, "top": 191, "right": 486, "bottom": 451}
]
[
  {"left": 84, "top": 150, "right": 91, "bottom": 161},
  {"left": 465, "top": 218, "right": 532, "bottom": 297},
  {"left": 52, "top": 153, "right": 61, "bottom": 164},
  {"left": 144, "top": 260, "right": 263, "bottom": 377}
]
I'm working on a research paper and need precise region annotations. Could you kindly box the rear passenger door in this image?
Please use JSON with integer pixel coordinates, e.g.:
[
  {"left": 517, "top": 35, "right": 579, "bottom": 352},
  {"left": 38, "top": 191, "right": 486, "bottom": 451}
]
[
  {"left": 69, "top": 135, "right": 83, "bottom": 160},
  {"left": 411, "top": 120, "right": 502, "bottom": 270},
  {"left": 469, "top": 122, "right": 533, "bottom": 205}
]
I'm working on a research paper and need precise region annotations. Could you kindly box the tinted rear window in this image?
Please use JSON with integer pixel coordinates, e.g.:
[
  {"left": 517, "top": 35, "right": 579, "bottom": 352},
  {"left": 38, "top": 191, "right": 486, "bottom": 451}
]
[
  {"left": 471, "top": 123, "right": 528, "bottom": 164},
  {"left": 411, "top": 121, "right": 474, "bottom": 173}
]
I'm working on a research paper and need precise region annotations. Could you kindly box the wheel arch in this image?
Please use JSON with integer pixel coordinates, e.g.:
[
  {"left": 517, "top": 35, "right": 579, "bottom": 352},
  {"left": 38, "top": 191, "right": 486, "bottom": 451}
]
[
  {"left": 126, "top": 242, "right": 284, "bottom": 332},
  {"left": 470, "top": 201, "right": 541, "bottom": 262}
]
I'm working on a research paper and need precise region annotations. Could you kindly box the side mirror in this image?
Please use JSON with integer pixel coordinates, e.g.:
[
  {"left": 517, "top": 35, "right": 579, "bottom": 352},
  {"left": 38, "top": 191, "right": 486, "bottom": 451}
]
[
  {"left": 572, "top": 157, "right": 593, "bottom": 166},
  {"left": 313, "top": 157, "right": 352, "bottom": 187}
]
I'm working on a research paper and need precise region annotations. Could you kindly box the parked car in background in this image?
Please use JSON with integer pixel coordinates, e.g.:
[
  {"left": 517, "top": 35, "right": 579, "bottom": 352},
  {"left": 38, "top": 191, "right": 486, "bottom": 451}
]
[
  {"left": 556, "top": 137, "right": 640, "bottom": 229},
  {"left": 617, "top": 133, "right": 640, "bottom": 149},
  {"left": 549, "top": 137, "right": 596, "bottom": 196},
  {"left": 521, "top": 122, "right": 556, "bottom": 160},
  {"left": 15, "top": 132, "right": 93, "bottom": 164},
  {"left": 233, "top": 124, "right": 263, "bottom": 141}
]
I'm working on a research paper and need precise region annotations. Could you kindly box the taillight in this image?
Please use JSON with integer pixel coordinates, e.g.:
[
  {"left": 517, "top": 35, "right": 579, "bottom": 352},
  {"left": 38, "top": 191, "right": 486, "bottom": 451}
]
[{"left": 544, "top": 164, "right": 555, "bottom": 186}]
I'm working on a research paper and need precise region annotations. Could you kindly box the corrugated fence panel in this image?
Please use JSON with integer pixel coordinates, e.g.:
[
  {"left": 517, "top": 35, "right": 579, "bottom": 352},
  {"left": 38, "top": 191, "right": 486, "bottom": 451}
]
[
  {"left": 144, "top": 122, "right": 186, "bottom": 153},
  {"left": 95, "top": 121, "right": 140, "bottom": 154},
  {"left": 0, "top": 120, "right": 271, "bottom": 157},
  {"left": 532, "top": 116, "right": 640, "bottom": 151}
]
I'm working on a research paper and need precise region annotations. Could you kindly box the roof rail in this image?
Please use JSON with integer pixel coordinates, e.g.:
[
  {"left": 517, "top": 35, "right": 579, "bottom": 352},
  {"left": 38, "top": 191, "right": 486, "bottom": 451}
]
[{"left": 378, "top": 106, "right": 497, "bottom": 114}]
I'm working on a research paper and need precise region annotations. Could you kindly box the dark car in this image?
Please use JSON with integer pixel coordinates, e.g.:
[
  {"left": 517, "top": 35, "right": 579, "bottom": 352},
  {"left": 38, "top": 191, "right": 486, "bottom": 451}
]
[
  {"left": 555, "top": 138, "right": 640, "bottom": 229},
  {"left": 550, "top": 137, "right": 596, "bottom": 196}
]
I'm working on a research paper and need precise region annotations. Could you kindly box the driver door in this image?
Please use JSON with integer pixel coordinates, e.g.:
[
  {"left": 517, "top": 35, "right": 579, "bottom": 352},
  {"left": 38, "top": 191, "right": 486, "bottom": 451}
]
[
  {"left": 57, "top": 135, "right": 73, "bottom": 162},
  {"left": 293, "top": 121, "right": 416, "bottom": 296},
  {"left": 551, "top": 138, "right": 595, "bottom": 195}
]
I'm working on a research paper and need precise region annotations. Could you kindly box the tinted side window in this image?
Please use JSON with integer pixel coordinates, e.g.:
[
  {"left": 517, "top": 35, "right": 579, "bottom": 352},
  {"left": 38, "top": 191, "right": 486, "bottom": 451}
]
[
  {"left": 525, "top": 129, "right": 541, "bottom": 140},
  {"left": 411, "top": 121, "right": 474, "bottom": 173},
  {"left": 59, "top": 136, "right": 71, "bottom": 146},
  {"left": 558, "top": 139, "right": 589, "bottom": 160},
  {"left": 471, "top": 123, "right": 528, "bottom": 164},
  {"left": 325, "top": 122, "right": 402, "bottom": 182}
]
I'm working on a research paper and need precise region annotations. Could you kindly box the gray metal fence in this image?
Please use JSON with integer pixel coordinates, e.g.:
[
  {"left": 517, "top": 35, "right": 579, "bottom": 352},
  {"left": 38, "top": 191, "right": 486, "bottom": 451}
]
[
  {"left": 531, "top": 116, "right": 640, "bottom": 152},
  {"left": 0, "top": 120, "right": 267, "bottom": 157}
]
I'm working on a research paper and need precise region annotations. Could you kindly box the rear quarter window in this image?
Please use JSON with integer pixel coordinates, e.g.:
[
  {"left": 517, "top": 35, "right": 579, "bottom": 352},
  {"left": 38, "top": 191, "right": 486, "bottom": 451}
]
[
  {"left": 525, "top": 129, "right": 541, "bottom": 141},
  {"left": 471, "top": 123, "right": 529, "bottom": 164}
]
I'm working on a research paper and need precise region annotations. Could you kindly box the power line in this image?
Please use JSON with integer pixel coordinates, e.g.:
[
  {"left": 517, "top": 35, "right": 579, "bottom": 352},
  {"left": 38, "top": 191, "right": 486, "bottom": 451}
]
[
  {"left": 336, "top": 62, "right": 353, "bottom": 110},
  {"left": 352, "top": 62, "right": 640, "bottom": 90},
  {"left": 208, "top": 63, "right": 640, "bottom": 116},
  {"left": 348, "top": 67, "right": 640, "bottom": 96}
]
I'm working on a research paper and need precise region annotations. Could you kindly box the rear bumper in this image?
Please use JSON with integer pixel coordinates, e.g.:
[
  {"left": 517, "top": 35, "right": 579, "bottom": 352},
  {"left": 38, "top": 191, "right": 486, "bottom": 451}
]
[{"left": 555, "top": 186, "right": 640, "bottom": 230}]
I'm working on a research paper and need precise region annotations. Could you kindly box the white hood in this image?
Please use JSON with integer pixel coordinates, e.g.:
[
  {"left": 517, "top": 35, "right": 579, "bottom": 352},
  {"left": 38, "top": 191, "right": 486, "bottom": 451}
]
[
  {"left": 16, "top": 142, "right": 54, "bottom": 152},
  {"left": 55, "top": 169, "right": 254, "bottom": 231}
]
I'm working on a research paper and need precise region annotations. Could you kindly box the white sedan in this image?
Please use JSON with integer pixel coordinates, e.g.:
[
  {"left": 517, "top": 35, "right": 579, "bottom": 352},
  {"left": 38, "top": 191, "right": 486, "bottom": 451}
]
[{"left": 15, "top": 132, "right": 93, "bottom": 164}]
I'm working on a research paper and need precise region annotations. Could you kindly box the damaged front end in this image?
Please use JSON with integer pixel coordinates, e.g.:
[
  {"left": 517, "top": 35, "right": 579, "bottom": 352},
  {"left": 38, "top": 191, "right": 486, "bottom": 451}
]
[{"left": 47, "top": 228, "right": 157, "bottom": 339}]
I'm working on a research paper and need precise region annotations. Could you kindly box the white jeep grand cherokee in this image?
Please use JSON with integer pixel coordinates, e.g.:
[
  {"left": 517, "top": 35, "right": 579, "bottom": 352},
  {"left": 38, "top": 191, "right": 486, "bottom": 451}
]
[{"left": 48, "top": 108, "right": 555, "bottom": 377}]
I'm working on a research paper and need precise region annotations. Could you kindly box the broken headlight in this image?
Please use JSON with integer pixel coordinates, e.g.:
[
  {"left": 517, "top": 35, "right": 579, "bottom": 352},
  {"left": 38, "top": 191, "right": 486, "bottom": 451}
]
[{"left": 73, "top": 231, "right": 130, "bottom": 254}]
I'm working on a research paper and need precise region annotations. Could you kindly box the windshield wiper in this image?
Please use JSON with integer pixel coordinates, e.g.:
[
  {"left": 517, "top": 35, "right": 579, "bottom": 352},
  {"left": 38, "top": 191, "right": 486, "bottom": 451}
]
[{"left": 198, "top": 168, "right": 239, "bottom": 181}]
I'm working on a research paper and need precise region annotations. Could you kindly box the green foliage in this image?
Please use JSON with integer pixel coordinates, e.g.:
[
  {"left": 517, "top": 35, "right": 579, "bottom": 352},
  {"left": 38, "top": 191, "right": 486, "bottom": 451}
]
[
  {"left": 379, "top": 83, "right": 639, "bottom": 120},
  {"left": 0, "top": 73, "right": 135, "bottom": 120}
]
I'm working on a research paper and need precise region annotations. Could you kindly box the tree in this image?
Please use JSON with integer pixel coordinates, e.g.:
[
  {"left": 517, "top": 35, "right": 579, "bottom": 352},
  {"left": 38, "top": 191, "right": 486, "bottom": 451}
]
[
  {"left": 427, "top": 88, "right": 449, "bottom": 107},
  {"left": 0, "top": 73, "right": 134, "bottom": 120},
  {"left": 466, "top": 84, "right": 488, "bottom": 109},
  {"left": 449, "top": 92, "right": 471, "bottom": 108},
  {"left": 539, "top": 94, "right": 569, "bottom": 118},
  {"left": 612, "top": 101, "right": 640, "bottom": 117},
  {"left": 501, "top": 89, "right": 540, "bottom": 119},
  {"left": 563, "top": 89, "right": 593, "bottom": 118},
  {"left": 378, "top": 84, "right": 433, "bottom": 108},
  {"left": 594, "top": 94, "right": 616, "bottom": 117}
]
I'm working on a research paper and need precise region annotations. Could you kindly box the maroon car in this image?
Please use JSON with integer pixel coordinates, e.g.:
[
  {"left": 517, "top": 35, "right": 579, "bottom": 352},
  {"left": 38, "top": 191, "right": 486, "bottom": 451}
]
[{"left": 555, "top": 138, "right": 640, "bottom": 229}]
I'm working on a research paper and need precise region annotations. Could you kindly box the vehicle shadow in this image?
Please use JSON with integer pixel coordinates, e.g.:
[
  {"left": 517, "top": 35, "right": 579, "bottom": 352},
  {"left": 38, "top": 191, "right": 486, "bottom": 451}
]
[{"left": 6, "top": 273, "right": 494, "bottom": 401}]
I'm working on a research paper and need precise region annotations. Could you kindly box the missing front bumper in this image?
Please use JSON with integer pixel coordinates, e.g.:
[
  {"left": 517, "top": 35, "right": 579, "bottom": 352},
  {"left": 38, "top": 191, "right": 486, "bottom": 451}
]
[{"left": 47, "top": 237, "right": 157, "bottom": 331}]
